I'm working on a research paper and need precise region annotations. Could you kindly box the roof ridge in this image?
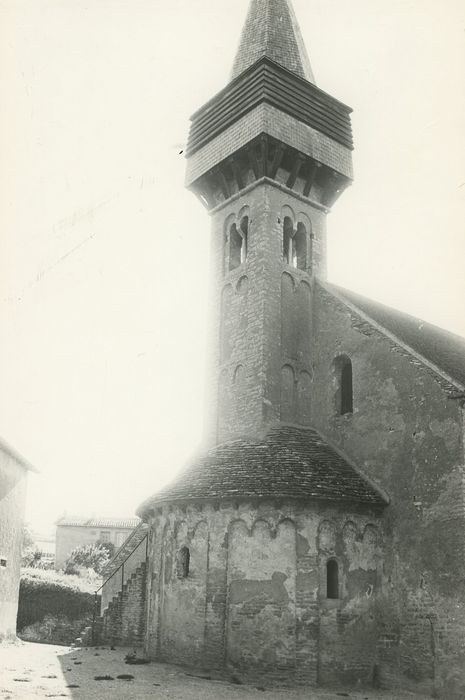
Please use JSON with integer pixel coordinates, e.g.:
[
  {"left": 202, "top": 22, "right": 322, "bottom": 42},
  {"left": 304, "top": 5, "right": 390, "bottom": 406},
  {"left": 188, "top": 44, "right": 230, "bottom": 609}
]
[
  {"left": 329, "top": 282, "right": 465, "bottom": 343},
  {"left": 320, "top": 280, "right": 465, "bottom": 391},
  {"left": 307, "top": 424, "right": 391, "bottom": 505}
]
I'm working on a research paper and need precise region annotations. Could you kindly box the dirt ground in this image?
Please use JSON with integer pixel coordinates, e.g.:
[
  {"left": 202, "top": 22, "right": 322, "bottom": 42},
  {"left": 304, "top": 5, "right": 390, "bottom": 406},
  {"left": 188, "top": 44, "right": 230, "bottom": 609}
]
[{"left": 0, "top": 641, "right": 429, "bottom": 700}]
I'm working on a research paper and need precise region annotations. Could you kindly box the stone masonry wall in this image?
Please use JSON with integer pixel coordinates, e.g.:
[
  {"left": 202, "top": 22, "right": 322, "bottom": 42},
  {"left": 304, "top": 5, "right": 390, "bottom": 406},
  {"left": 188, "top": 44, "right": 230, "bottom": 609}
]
[
  {"left": 205, "top": 182, "right": 327, "bottom": 445},
  {"left": 311, "top": 284, "right": 465, "bottom": 698},
  {"left": 144, "top": 499, "right": 384, "bottom": 687}
]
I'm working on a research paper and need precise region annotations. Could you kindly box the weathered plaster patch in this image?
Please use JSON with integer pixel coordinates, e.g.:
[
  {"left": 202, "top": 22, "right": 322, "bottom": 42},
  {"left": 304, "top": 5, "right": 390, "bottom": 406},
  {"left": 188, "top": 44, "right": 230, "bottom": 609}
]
[
  {"left": 296, "top": 533, "right": 310, "bottom": 556},
  {"left": 429, "top": 418, "right": 461, "bottom": 453},
  {"left": 229, "top": 572, "right": 289, "bottom": 605},
  {"left": 346, "top": 569, "right": 378, "bottom": 598},
  {"left": 423, "top": 466, "right": 465, "bottom": 525}
]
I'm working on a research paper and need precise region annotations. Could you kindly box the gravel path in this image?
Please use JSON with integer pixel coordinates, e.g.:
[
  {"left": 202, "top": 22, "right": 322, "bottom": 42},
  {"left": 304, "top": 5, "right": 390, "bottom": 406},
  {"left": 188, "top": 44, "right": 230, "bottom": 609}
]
[{"left": 0, "top": 641, "right": 428, "bottom": 700}]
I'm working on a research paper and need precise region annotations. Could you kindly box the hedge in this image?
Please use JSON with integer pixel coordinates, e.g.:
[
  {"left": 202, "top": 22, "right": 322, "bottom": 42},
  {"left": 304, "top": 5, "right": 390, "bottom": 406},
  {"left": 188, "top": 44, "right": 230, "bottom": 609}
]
[{"left": 17, "top": 568, "right": 100, "bottom": 631}]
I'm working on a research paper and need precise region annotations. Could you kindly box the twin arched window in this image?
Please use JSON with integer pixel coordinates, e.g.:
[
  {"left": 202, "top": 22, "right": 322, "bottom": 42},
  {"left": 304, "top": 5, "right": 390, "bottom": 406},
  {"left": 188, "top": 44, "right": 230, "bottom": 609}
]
[
  {"left": 283, "top": 217, "right": 308, "bottom": 270},
  {"left": 226, "top": 213, "right": 309, "bottom": 272}
]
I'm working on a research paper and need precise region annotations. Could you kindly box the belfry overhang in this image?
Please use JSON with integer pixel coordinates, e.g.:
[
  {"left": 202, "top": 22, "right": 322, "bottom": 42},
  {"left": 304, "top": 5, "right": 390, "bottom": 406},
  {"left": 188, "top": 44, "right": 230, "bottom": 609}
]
[
  {"left": 186, "top": 58, "right": 352, "bottom": 159},
  {"left": 185, "top": 0, "right": 353, "bottom": 212},
  {"left": 185, "top": 57, "right": 353, "bottom": 211}
]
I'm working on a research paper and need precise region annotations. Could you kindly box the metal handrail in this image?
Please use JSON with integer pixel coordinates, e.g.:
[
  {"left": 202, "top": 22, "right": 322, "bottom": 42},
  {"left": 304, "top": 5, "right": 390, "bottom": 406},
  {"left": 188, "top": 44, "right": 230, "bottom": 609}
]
[
  {"left": 99, "top": 524, "right": 147, "bottom": 582},
  {"left": 95, "top": 532, "right": 148, "bottom": 594}
]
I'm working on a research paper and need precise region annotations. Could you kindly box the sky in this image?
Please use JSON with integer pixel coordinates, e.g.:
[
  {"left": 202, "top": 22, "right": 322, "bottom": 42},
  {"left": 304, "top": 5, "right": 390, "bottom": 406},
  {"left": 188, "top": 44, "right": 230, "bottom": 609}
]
[{"left": 1, "top": 0, "right": 464, "bottom": 535}]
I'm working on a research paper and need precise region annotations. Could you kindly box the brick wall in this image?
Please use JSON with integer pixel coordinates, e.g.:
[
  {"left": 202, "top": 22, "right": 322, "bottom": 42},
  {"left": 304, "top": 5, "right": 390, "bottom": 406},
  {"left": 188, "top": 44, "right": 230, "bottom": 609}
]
[
  {"left": 100, "top": 562, "right": 146, "bottom": 648},
  {"left": 143, "top": 500, "right": 384, "bottom": 686}
]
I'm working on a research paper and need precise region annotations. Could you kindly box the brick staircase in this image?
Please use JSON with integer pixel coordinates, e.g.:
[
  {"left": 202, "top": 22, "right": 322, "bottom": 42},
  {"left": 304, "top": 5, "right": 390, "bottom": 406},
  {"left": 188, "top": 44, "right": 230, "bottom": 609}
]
[
  {"left": 73, "top": 524, "right": 149, "bottom": 648},
  {"left": 93, "top": 561, "right": 147, "bottom": 647}
]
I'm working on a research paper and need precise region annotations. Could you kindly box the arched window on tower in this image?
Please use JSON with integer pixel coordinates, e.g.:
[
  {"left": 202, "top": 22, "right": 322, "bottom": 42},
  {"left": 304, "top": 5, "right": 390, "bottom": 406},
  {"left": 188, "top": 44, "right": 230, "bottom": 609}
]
[
  {"left": 334, "top": 355, "right": 353, "bottom": 415},
  {"left": 240, "top": 216, "right": 248, "bottom": 263},
  {"left": 326, "top": 559, "right": 339, "bottom": 599},
  {"left": 293, "top": 222, "right": 307, "bottom": 270},
  {"left": 228, "top": 216, "right": 248, "bottom": 272},
  {"left": 283, "top": 217, "right": 293, "bottom": 265},
  {"left": 283, "top": 218, "right": 307, "bottom": 270}
]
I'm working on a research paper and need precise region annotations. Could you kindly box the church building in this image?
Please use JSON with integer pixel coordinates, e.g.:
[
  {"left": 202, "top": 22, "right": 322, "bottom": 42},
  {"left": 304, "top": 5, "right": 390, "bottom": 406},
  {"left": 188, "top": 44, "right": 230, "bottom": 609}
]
[{"left": 101, "top": 1, "right": 465, "bottom": 696}]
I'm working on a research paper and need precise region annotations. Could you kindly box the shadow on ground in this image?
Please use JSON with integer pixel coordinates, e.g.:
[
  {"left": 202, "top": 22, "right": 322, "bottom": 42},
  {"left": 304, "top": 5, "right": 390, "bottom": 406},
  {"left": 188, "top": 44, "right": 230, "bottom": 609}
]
[{"left": 0, "top": 642, "right": 426, "bottom": 700}]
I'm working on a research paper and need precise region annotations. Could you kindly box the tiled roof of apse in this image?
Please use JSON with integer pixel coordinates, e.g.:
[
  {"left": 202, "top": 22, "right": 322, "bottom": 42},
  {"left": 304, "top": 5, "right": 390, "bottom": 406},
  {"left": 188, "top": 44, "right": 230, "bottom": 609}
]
[
  {"left": 137, "top": 426, "right": 386, "bottom": 518},
  {"left": 328, "top": 284, "right": 465, "bottom": 388}
]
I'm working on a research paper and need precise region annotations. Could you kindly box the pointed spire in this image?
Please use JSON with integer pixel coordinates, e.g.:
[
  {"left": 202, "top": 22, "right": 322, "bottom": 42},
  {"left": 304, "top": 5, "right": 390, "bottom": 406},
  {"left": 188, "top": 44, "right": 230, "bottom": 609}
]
[{"left": 230, "top": 0, "right": 315, "bottom": 83}]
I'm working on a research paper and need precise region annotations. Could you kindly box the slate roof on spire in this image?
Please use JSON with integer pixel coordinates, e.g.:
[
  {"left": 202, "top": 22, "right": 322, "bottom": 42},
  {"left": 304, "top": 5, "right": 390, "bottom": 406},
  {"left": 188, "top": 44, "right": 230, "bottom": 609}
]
[{"left": 231, "top": 0, "right": 315, "bottom": 83}]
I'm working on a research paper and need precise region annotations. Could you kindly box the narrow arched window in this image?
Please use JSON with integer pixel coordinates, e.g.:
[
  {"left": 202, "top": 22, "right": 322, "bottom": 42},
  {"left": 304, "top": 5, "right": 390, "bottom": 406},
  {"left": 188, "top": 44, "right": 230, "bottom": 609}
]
[
  {"left": 334, "top": 355, "right": 353, "bottom": 415},
  {"left": 293, "top": 223, "right": 307, "bottom": 270},
  {"left": 341, "top": 360, "right": 353, "bottom": 415},
  {"left": 283, "top": 218, "right": 307, "bottom": 270},
  {"left": 239, "top": 216, "right": 248, "bottom": 265},
  {"left": 283, "top": 217, "right": 293, "bottom": 265},
  {"left": 229, "top": 224, "right": 242, "bottom": 271},
  {"left": 176, "top": 546, "right": 190, "bottom": 579},
  {"left": 327, "top": 559, "right": 339, "bottom": 599},
  {"left": 228, "top": 217, "right": 248, "bottom": 272}
]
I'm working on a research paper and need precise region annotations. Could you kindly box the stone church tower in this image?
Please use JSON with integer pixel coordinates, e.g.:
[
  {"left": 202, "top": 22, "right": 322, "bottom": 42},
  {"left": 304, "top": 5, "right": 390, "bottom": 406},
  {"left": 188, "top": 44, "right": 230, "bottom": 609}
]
[
  {"left": 185, "top": 0, "right": 353, "bottom": 446},
  {"left": 131, "top": 1, "right": 465, "bottom": 696}
]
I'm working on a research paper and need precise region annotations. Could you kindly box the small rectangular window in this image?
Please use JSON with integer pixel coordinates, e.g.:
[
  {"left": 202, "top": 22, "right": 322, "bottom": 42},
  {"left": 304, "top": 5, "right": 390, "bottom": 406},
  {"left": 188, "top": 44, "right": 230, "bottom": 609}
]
[
  {"left": 327, "top": 559, "right": 339, "bottom": 599},
  {"left": 0, "top": 558, "right": 7, "bottom": 568}
]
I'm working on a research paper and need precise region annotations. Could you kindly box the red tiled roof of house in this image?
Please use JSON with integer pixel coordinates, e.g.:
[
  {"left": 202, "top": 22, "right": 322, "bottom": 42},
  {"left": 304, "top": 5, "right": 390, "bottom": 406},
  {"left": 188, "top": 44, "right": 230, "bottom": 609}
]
[{"left": 56, "top": 516, "right": 140, "bottom": 529}]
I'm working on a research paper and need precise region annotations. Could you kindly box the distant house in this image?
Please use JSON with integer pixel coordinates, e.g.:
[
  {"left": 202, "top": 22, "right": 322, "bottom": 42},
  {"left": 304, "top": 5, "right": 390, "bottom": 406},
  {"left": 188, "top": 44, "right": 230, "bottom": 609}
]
[
  {"left": 55, "top": 517, "right": 140, "bottom": 570},
  {"left": 0, "top": 437, "right": 37, "bottom": 641},
  {"left": 31, "top": 531, "right": 56, "bottom": 566}
]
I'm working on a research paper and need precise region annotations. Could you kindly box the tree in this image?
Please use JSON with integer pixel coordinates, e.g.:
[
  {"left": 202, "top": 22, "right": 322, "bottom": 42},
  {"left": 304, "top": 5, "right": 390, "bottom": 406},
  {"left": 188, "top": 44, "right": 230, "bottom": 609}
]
[
  {"left": 96, "top": 540, "right": 115, "bottom": 560},
  {"left": 63, "top": 543, "right": 110, "bottom": 576},
  {"left": 22, "top": 526, "right": 35, "bottom": 552},
  {"left": 21, "top": 526, "right": 43, "bottom": 567}
]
